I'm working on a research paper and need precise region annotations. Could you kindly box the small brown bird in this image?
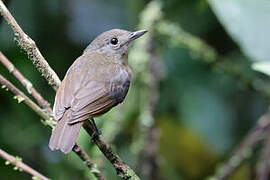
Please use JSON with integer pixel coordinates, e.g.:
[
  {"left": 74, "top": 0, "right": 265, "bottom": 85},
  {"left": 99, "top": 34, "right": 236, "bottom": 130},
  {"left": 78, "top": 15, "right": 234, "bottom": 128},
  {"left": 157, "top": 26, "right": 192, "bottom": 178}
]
[{"left": 49, "top": 29, "right": 147, "bottom": 154}]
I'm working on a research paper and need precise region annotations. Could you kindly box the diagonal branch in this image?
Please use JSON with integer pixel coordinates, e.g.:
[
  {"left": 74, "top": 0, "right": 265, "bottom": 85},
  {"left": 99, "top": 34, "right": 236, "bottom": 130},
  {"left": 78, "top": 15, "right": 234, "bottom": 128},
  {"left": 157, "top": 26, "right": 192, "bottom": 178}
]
[
  {"left": 83, "top": 122, "right": 140, "bottom": 179},
  {"left": 0, "top": 51, "right": 51, "bottom": 111},
  {"left": 256, "top": 135, "right": 270, "bottom": 180},
  {"left": 0, "top": 148, "right": 50, "bottom": 180},
  {"left": 0, "top": 74, "right": 106, "bottom": 180},
  {"left": 0, "top": 74, "right": 50, "bottom": 120},
  {"left": 72, "top": 144, "right": 106, "bottom": 180},
  {"left": 0, "top": 0, "right": 61, "bottom": 90},
  {"left": 212, "top": 113, "right": 270, "bottom": 179},
  {"left": 0, "top": 1, "right": 140, "bottom": 179}
]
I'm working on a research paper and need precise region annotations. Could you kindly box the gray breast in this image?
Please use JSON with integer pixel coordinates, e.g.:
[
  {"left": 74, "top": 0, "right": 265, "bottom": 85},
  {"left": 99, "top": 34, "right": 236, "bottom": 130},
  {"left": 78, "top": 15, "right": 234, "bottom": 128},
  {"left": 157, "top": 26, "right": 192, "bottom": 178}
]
[{"left": 109, "top": 66, "right": 131, "bottom": 104}]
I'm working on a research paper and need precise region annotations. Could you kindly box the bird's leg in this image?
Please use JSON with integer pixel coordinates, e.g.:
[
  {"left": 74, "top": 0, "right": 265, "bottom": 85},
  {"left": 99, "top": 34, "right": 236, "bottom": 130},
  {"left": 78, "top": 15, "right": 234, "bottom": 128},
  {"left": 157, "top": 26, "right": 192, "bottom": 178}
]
[
  {"left": 89, "top": 118, "right": 102, "bottom": 142},
  {"left": 91, "top": 118, "right": 102, "bottom": 135}
]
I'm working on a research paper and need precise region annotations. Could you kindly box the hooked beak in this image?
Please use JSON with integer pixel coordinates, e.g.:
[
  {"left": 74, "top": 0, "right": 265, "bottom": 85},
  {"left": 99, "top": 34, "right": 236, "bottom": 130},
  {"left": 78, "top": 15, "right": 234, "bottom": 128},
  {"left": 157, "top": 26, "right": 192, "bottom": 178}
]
[{"left": 129, "top": 30, "right": 148, "bottom": 42}]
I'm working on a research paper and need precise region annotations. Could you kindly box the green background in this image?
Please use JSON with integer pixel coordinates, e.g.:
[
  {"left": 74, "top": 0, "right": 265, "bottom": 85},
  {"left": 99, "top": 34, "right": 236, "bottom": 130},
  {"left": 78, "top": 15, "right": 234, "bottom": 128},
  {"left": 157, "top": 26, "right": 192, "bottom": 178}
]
[{"left": 1, "top": 0, "right": 270, "bottom": 179}]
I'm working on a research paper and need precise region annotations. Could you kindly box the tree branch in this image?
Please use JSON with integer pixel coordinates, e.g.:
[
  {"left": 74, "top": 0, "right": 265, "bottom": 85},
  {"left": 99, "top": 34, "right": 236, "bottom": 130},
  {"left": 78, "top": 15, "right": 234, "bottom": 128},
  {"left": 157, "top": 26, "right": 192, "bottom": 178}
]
[
  {"left": 83, "top": 122, "right": 140, "bottom": 180},
  {"left": 0, "top": 74, "right": 106, "bottom": 180},
  {"left": 0, "top": 148, "right": 50, "bottom": 180},
  {"left": 256, "top": 135, "right": 270, "bottom": 180},
  {"left": 0, "top": 0, "right": 10, "bottom": 24},
  {"left": 0, "top": 1, "right": 140, "bottom": 179},
  {"left": 0, "top": 51, "right": 51, "bottom": 111},
  {"left": 0, "top": 0, "right": 61, "bottom": 90},
  {"left": 0, "top": 74, "right": 50, "bottom": 120},
  {"left": 212, "top": 113, "right": 270, "bottom": 179},
  {"left": 72, "top": 144, "right": 106, "bottom": 180}
]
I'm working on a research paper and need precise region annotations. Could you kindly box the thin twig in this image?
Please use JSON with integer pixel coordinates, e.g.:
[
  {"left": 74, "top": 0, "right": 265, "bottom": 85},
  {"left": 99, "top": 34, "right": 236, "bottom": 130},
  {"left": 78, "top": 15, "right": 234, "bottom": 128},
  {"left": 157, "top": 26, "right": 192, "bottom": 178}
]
[
  {"left": 0, "top": 0, "right": 61, "bottom": 90},
  {"left": 0, "top": 0, "right": 9, "bottom": 24},
  {"left": 0, "top": 51, "right": 51, "bottom": 111},
  {"left": 212, "top": 113, "right": 270, "bottom": 179},
  {"left": 0, "top": 74, "right": 106, "bottom": 180},
  {"left": 0, "top": 148, "right": 50, "bottom": 180},
  {"left": 73, "top": 144, "right": 106, "bottom": 180},
  {"left": 83, "top": 122, "right": 140, "bottom": 180},
  {"left": 256, "top": 135, "right": 270, "bottom": 180},
  {"left": 0, "top": 74, "right": 50, "bottom": 120}
]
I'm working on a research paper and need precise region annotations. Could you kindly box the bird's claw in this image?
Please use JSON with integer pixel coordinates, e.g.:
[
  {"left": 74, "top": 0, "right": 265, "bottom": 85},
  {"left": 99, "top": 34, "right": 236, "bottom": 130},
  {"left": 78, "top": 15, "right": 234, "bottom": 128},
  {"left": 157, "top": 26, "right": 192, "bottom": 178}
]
[{"left": 90, "top": 129, "right": 102, "bottom": 142}]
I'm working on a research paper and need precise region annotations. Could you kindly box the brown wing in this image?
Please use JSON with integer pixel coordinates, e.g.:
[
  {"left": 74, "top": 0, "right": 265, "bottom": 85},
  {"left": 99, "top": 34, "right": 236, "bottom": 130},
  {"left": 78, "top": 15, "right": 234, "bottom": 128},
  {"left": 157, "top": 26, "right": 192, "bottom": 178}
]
[
  {"left": 69, "top": 80, "right": 117, "bottom": 121},
  {"left": 53, "top": 56, "right": 87, "bottom": 121}
]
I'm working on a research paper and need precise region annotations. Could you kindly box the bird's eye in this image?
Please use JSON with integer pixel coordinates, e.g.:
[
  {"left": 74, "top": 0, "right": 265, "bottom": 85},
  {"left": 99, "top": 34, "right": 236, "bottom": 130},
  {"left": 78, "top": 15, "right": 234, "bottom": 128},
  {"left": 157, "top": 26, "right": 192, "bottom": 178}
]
[{"left": 110, "top": 38, "right": 118, "bottom": 45}]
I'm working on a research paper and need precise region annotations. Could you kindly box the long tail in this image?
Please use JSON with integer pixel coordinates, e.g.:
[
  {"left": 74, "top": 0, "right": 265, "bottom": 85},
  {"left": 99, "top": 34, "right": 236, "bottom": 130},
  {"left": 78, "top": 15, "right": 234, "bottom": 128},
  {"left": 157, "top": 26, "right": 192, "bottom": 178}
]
[{"left": 49, "top": 109, "right": 83, "bottom": 154}]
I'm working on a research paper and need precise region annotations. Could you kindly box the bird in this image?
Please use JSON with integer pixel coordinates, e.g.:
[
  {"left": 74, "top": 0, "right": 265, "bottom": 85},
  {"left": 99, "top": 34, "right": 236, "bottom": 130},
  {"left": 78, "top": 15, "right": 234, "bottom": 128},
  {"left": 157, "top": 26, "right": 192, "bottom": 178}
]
[{"left": 49, "top": 29, "right": 147, "bottom": 154}]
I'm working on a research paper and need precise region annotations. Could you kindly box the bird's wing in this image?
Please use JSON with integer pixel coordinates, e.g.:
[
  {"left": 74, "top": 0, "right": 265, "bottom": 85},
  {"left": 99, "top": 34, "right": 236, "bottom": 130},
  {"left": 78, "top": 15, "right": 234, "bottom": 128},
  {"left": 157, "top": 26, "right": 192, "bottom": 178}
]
[
  {"left": 53, "top": 56, "right": 86, "bottom": 121},
  {"left": 53, "top": 53, "right": 130, "bottom": 122}
]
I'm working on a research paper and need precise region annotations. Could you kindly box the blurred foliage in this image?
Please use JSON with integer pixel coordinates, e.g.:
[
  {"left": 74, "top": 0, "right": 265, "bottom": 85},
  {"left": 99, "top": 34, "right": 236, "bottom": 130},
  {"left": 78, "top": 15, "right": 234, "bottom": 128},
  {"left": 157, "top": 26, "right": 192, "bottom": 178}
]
[
  {"left": 253, "top": 62, "right": 270, "bottom": 77},
  {"left": 0, "top": 0, "right": 270, "bottom": 180},
  {"left": 208, "top": 0, "right": 270, "bottom": 62}
]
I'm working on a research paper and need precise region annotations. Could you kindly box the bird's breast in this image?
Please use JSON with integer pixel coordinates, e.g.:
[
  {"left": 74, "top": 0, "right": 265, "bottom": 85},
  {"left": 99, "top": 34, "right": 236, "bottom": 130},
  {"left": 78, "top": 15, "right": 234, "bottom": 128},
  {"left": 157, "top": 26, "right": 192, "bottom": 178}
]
[{"left": 108, "top": 64, "right": 132, "bottom": 104}]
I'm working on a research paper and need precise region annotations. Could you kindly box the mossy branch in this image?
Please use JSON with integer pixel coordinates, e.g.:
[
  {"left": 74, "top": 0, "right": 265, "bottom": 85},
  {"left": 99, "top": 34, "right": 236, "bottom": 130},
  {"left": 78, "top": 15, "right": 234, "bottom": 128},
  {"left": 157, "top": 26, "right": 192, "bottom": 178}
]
[
  {"left": 0, "top": 51, "right": 51, "bottom": 111},
  {"left": 83, "top": 122, "right": 140, "bottom": 180},
  {"left": 0, "top": 0, "right": 61, "bottom": 90}
]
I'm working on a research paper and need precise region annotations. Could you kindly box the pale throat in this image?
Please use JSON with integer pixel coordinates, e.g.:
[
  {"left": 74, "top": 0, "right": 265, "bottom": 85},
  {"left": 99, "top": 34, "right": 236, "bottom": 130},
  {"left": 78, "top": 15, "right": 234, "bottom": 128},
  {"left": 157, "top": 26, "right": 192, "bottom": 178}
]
[{"left": 97, "top": 46, "right": 129, "bottom": 65}]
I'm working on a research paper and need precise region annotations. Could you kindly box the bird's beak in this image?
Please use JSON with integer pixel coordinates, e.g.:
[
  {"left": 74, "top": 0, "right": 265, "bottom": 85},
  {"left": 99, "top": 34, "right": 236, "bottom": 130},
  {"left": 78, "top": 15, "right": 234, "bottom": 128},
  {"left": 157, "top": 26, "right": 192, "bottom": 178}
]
[{"left": 129, "top": 30, "right": 148, "bottom": 42}]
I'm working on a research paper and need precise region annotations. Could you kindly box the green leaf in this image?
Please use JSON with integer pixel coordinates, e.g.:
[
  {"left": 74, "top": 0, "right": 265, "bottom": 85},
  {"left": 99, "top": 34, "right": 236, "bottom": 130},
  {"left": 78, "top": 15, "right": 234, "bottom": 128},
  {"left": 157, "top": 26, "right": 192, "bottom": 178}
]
[{"left": 208, "top": 0, "right": 270, "bottom": 61}]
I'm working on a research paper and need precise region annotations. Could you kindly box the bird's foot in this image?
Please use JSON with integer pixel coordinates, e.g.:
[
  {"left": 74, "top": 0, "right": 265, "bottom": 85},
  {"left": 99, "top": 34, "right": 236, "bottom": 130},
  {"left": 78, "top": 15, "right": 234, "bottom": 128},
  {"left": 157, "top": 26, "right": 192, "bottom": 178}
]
[
  {"left": 90, "top": 129, "right": 102, "bottom": 142},
  {"left": 88, "top": 117, "right": 102, "bottom": 142}
]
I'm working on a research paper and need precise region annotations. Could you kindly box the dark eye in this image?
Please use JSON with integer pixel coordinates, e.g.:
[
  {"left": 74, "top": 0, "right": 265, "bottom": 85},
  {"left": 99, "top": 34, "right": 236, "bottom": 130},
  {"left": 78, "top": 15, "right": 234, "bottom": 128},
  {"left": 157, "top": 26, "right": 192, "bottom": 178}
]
[{"left": 110, "top": 38, "right": 118, "bottom": 45}]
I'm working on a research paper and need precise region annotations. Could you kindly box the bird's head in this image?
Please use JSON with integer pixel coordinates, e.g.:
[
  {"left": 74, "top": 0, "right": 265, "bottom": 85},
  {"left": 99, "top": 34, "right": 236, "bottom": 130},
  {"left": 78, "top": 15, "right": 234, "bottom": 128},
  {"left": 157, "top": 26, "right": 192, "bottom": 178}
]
[{"left": 84, "top": 29, "right": 147, "bottom": 57}]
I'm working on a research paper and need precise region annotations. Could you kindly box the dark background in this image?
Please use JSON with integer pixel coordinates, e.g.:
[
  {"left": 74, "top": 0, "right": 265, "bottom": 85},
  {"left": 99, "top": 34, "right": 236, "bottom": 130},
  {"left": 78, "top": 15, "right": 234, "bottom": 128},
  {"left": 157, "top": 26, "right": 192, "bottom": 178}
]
[{"left": 0, "top": 0, "right": 269, "bottom": 179}]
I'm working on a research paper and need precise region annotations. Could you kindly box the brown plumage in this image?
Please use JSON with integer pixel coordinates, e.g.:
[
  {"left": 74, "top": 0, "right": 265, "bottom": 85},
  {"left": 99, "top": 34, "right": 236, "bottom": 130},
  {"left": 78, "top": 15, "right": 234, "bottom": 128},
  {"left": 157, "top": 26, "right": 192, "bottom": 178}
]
[{"left": 49, "top": 29, "right": 147, "bottom": 154}]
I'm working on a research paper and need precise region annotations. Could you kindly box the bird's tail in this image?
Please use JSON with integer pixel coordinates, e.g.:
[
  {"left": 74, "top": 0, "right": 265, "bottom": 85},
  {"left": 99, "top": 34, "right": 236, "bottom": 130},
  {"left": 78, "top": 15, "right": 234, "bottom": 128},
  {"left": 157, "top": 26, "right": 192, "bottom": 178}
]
[{"left": 49, "top": 109, "right": 83, "bottom": 154}]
